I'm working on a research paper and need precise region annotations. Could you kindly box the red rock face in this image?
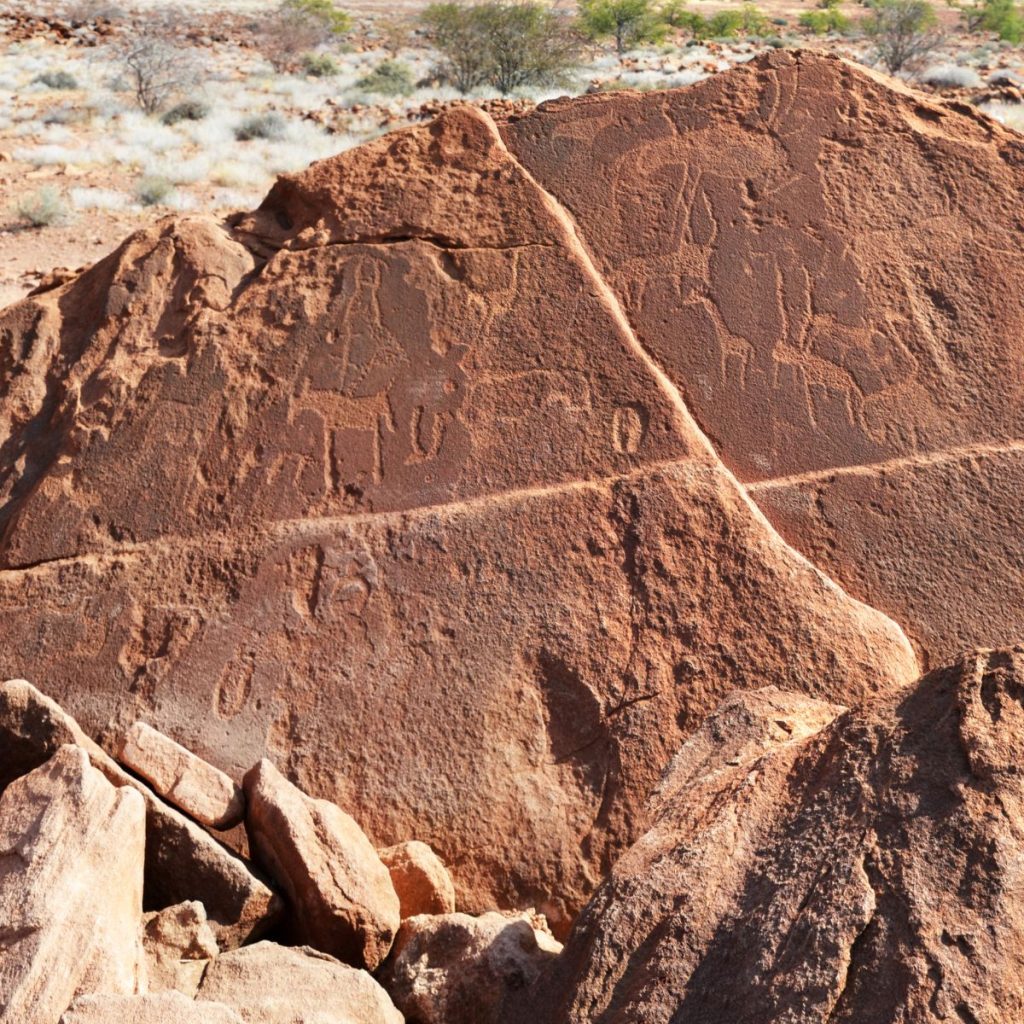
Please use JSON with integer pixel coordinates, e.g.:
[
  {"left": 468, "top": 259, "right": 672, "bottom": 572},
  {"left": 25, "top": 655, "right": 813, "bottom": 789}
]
[
  {"left": 502, "top": 49, "right": 1024, "bottom": 663},
  {"left": 0, "top": 76, "right": 917, "bottom": 930}
]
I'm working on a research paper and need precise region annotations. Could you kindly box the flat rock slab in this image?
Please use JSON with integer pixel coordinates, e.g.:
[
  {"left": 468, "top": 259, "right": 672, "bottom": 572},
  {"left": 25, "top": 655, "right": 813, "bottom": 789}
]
[
  {"left": 0, "top": 745, "right": 146, "bottom": 1023},
  {"left": 61, "top": 993, "right": 243, "bottom": 1024},
  {"left": 196, "top": 942, "right": 402, "bottom": 1024},
  {"left": 117, "top": 720, "right": 244, "bottom": 830}
]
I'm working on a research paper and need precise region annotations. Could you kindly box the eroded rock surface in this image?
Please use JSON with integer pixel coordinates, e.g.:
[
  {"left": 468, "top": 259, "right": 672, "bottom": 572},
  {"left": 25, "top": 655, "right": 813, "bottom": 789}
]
[
  {"left": 380, "top": 840, "right": 456, "bottom": 919},
  {"left": 0, "top": 75, "right": 916, "bottom": 928},
  {"left": 517, "top": 655, "right": 1024, "bottom": 1023},
  {"left": 60, "top": 993, "right": 243, "bottom": 1024},
  {"left": 0, "top": 745, "right": 145, "bottom": 1023},
  {"left": 142, "top": 901, "right": 219, "bottom": 997},
  {"left": 502, "top": 50, "right": 1024, "bottom": 663}
]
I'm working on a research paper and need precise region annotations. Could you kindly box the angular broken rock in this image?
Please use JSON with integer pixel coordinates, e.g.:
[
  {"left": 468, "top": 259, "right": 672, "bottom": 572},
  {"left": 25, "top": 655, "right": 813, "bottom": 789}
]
[
  {"left": 142, "top": 901, "right": 220, "bottom": 997},
  {"left": 60, "top": 992, "right": 243, "bottom": 1024},
  {"left": 0, "top": 679, "right": 281, "bottom": 949},
  {"left": 196, "top": 942, "right": 402, "bottom": 1024},
  {"left": 501, "top": 50, "right": 1024, "bottom": 664},
  {"left": 0, "top": 745, "right": 146, "bottom": 1023},
  {"left": 244, "top": 758, "right": 400, "bottom": 969},
  {"left": 383, "top": 910, "right": 562, "bottom": 1024},
  {"left": 0, "top": 80, "right": 916, "bottom": 929},
  {"left": 117, "top": 720, "right": 245, "bottom": 830},
  {"left": 380, "top": 840, "right": 457, "bottom": 918},
  {"left": 515, "top": 655, "right": 1024, "bottom": 1023}
]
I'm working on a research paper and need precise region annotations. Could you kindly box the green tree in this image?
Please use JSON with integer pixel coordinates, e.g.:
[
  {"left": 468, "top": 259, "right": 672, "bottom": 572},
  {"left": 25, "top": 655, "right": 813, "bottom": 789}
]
[
  {"left": 862, "top": 0, "right": 942, "bottom": 73},
  {"left": 422, "top": 2, "right": 579, "bottom": 95},
  {"left": 578, "top": 0, "right": 667, "bottom": 56}
]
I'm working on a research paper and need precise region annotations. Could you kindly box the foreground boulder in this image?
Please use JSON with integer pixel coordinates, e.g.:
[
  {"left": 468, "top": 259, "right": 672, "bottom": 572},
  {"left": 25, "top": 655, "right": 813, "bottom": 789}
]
[
  {"left": 383, "top": 910, "right": 561, "bottom": 1024},
  {"left": 244, "top": 759, "right": 400, "bottom": 969},
  {"left": 0, "top": 679, "right": 281, "bottom": 948},
  {"left": 502, "top": 50, "right": 1024, "bottom": 663},
  {"left": 380, "top": 841, "right": 456, "bottom": 918},
  {"left": 0, "top": 66, "right": 917, "bottom": 927},
  {"left": 196, "top": 942, "right": 402, "bottom": 1024},
  {"left": 516, "top": 654, "right": 1024, "bottom": 1023},
  {"left": 0, "top": 746, "right": 145, "bottom": 1023},
  {"left": 117, "top": 720, "right": 245, "bottom": 830},
  {"left": 60, "top": 993, "right": 242, "bottom": 1024}
]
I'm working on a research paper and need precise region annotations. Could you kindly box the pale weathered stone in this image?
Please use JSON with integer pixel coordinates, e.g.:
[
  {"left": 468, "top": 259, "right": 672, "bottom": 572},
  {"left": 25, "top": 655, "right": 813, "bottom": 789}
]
[
  {"left": 118, "top": 721, "right": 244, "bottom": 830},
  {"left": 142, "top": 901, "right": 219, "bottom": 997},
  {"left": 383, "top": 911, "right": 562, "bottom": 1024},
  {"left": 515, "top": 656, "right": 1024, "bottom": 1023},
  {"left": 60, "top": 992, "right": 243, "bottom": 1024},
  {"left": 380, "top": 840, "right": 456, "bottom": 919},
  {"left": 0, "top": 679, "right": 281, "bottom": 949},
  {"left": 0, "top": 745, "right": 146, "bottom": 1023},
  {"left": 197, "top": 942, "right": 402, "bottom": 1024},
  {"left": 244, "top": 759, "right": 400, "bottom": 970}
]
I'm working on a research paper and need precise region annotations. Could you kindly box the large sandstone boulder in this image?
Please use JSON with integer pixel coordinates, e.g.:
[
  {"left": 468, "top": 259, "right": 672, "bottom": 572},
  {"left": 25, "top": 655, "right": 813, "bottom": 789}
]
[
  {"left": 382, "top": 910, "right": 562, "bottom": 1024},
  {"left": 0, "top": 80, "right": 916, "bottom": 927},
  {"left": 501, "top": 50, "right": 1024, "bottom": 663},
  {"left": 516, "top": 655, "right": 1024, "bottom": 1023},
  {"left": 380, "top": 840, "right": 456, "bottom": 919},
  {"left": 196, "top": 942, "right": 402, "bottom": 1024},
  {"left": 0, "top": 745, "right": 146, "bottom": 1023},
  {"left": 244, "top": 758, "right": 401, "bottom": 970},
  {"left": 0, "top": 679, "right": 281, "bottom": 948}
]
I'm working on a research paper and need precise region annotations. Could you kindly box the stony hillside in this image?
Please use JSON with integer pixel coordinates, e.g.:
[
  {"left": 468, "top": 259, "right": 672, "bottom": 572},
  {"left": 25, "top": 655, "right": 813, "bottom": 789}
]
[{"left": 1, "top": 48, "right": 1022, "bottom": 1024}]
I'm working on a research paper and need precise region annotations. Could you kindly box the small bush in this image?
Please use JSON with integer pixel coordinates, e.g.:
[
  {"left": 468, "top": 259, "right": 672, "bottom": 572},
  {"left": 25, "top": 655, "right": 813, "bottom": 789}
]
[
  {"left": 259, "top": 0, "right": 351, "bottom": 72},
  {"left": 799, "top": 7, "right": 852, "bottom": 32},
  {"left": 863, "top": 0, "right": 942, "bottom": 73},
  {"left": 32, "top": 70, "right": 78, "bottom": 90},
  {"left": 302, "top": 52, "right": 340, "bottom": 76},
  {"left": 160, "top": 100, "right": 209, "bottom": 125},
  {"left": 235, "top": 111, "right": 287, "bottom": 141},
  {"left": 136, "top": 176, "right": 174, "bottom": 206},
  {"left": 118, "top": 36, "right": 203, "bottom": 114},
  {"left": 956, "top": 0, "right": 1024, "bottom": 38},
  {"left": 16, "top": 187, "right": 68, "bottom": 227},
  {"left": 919, "top": 62, "right": 982, "bottom": 87},
  {"left": 356, "top": 59, "right": 415, "bottom": 95},
  {"left": 578, "top": 0, "right": 667, "bottom": 56}
]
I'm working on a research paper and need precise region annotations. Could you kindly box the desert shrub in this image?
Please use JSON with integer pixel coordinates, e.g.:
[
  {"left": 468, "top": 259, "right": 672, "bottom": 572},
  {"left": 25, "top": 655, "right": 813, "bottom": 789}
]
[
  {"left": 135, "top": 176, "right": 174, "bottom": 206},
  {"left": 377, "top": 16, "right": 415, "bottom": 56},
  {"left": 689, "top": 4, "right": 768, "bottom": 37},
  {"left": 259, "top": 0, "right": 351, "bottom": 72},
  {"left": 356, "top": 59, "right": 415, "bottom": 95},
  {"left": 32, "top": 70, "right": 78, "bottom": 89},
  {"left": 160, "top": 99, "right": 209, "bottom": 125},
  {"left": 919, "top": 62, "right": 982, "bottom": 86},
  {"left": 301, "top": 52, "right": 340, "bottom": 76},
  {"left": 235, "top": 111, "right": 287, "bottom": 140},
  {"left": 863, "top": 0, "right": 942, "bottom": 73},
  {"left": 118, "top": 36, "right": 203, "bottom": 114},
  {"left": 578, "top": 0, "right": 667, "bottom": 56},
  {"left": 799, "top": 7, "right": 852, "bottom": 32},
  {"left": 422, "top": 2, "right": 579, "bottom": 95},
  {"left": 16, "top": 187, "right": 68, "bottom": 227},
  {"left": 956, "top": 0, "right": 1024, "bottom": 37}
]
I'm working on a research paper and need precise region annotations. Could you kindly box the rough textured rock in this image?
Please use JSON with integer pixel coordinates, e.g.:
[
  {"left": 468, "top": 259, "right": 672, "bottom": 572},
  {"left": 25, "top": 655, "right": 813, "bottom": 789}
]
[
  {"left": 516, "top": 655, "right": 1024, "bottom": 1023},
  {"left": 196, "top": 942, "right": 402, "bottom": 1024},
  {"left": 118, "top": 720, "right": 245, "bottom": 829},
  {"left": 142, "top": 901, "right": 220, "bottom": 997},
  {"left": 0, "top": 84, "right": 916, "bottom": 928},
  {"left": 60, "top": 993, "right": 243, "bottom": 1024},
  {"left": 0, "top": 679, "right": 281, "bottom": 948},
  {"left": 380, "top": 840, "right": 456, "bottom": 918},
  {"left": 383, "top": 910, "right": 562, "bottom": 1024},
  {"left": 244, "top": 758, "right": 400, "bottom": 970},
  {"left": 0, "top": 745, "right": 146, "bottom": 1023},
  {"left": 502, "top": 50, "right": 1024, "bottom": 664}
]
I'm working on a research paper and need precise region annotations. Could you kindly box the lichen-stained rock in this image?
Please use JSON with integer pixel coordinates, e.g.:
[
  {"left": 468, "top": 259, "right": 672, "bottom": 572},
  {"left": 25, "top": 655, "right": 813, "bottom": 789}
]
[
  {"left": 244, "top": 758, "right": 401, "bottom": 970},
  {"left": 382, "top": 911, "right": 562, "bottom": 1024},
  {"left": 0, "top": 679, "right": 280, "bottom": 949},
  {"left": 0, "top": 745, "right": 146, "bottom": 1023},
  {"left": 60, "top": 993, "right": 244, "bottom": 1024},
  {"left": 117, "top": 721, "right": 245, "bottom": 830},
  {"left": 0, "top": 93, "right": 916, "bottom": 930},
  {"left": 501, "top": 50, "right": 1024, "bottom": 664},
  {"left": 515, "top": 656, "right": 1024, "bottom": 1024},
  {"left": 380, "top": 840, "right": 456, "bottom": 918},
  {"left": 142, "top": 901, "right": 220, "bottom": 997},
  {"left": 196, "top": 942, "right": 403, "bottom": 1024}
]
